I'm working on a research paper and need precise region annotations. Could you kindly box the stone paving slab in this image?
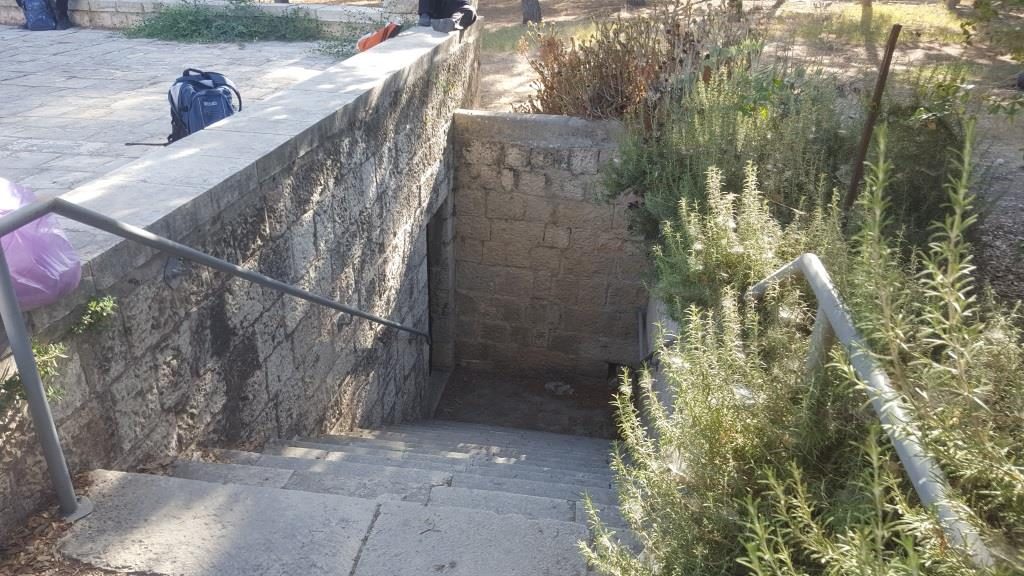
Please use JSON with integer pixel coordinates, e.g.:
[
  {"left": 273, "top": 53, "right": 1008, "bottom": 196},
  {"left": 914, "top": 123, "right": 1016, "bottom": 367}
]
[
  {"left": 62, "top": 469, "right": 378, "bottom": 576},
  {"left": 0, "top": 26, "right": 337, "bottom": 198},
  {"left": 354, "top": 501, "right": 590, "bottom": 576}
]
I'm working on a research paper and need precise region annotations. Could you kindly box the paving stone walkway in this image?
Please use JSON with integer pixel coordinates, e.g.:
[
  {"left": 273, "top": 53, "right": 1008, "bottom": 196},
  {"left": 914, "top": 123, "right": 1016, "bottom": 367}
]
[{"left": 0, "top": 26, "right": 338, "bottom": 198}]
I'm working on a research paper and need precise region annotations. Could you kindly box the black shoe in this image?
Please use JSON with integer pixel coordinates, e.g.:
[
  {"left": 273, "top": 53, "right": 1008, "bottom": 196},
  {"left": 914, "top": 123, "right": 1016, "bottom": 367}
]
[
  {"left": 55, "top": 15, "right": 72, "bottom": 29},
  {"left": 431, "top": 16, "right": 460, "bottom": 33}
]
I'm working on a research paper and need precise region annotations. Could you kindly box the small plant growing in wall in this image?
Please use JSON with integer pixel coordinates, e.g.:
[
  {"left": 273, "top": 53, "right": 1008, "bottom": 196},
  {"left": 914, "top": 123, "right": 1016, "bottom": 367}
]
[
  {"left": 0, "top": 296, "right": 117, "bottom": 413},
  {"left": 72, "top": 295, "right": 118, "bottom": 334},
  {"left": 0, "top": 342, "right": 68, "bottom": 412}
]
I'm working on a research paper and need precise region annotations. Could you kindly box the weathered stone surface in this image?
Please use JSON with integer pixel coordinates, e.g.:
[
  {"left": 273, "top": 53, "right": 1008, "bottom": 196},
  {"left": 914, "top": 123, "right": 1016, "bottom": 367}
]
[
  {"left": 452, "top": 111, "right": 648, "bottom": 379},
  {"left": 353, "top": 501, "right": 590, "bottom": 576},
  {"left": 428, "top": 485, "right": 575, "bottom": 522},
  {"left": 171, "top": 460, "right": 294, "bottom": 488},
  {"left": 61, "top": 470, "right": 377, "bottom": 576},
  {"left": 452, "top": 472, "right": 617, "bottom": 505}
]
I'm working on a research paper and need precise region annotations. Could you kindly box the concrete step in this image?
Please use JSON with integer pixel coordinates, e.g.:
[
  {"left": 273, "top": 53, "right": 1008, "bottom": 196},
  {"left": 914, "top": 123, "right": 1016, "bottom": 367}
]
[
  {"left": 303, "top": 432, "right": 606, "bottom": 463},
  {"left": 280, "top": 441, "right": 613, "bottom": 488},
  {"left": 284, "top": 436, "right": 610, "bottom": 469},
  {"left": 267, "top": 441, "right": 474, "bottom": 463},
  {"left": 171, "top": 459, "right": 448, "bottom": 503},
  {"left": 171, "top": 460, "right": 293, "bottom": 488},
  {"left": 427, "top": 485, "right": 576, "bottom": 522},
  {"left": 451, "top": 471, "right": 618, "bottom": 505},
  {"left": 461, "top": 460, "right": 613, "bottom": 488},
  {"left": 269, "top": 442, "right": 470, "bottom": 472},
  {"left": 397, "top": 418, "right": 615, "bottom": 441},
  {"left": 350, "top": 421, "right": 614, "bottom": 452},
  {"left": 360, "top": 422, "right": 618, "bottom": 448},
  {"left": 352, "top": 501, "right": 589, "bottom": 576},
  {"left": 61, "top": 470, "right": 378, "bottom": 576}
]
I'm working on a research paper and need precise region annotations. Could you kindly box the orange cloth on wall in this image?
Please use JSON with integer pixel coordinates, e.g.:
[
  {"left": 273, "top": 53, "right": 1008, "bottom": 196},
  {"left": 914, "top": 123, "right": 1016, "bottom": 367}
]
[{"left": 357, "top": 22, "right": 403, "bottom": 52}]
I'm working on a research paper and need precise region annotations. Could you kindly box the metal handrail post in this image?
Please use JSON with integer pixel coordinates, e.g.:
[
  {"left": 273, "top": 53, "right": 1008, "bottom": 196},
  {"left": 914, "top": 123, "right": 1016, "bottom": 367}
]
[
  {"left": 0, "top": 247, "right": 92, "bottom": 520},
  {"left": 0, "top": 196, "right": 429, "bottom": 523},
  {"left": 805, "top": 306, "right": 834, "bottom": 376},
  {"left": 747, "top": 253, "right": 992, "bottom": 567}
]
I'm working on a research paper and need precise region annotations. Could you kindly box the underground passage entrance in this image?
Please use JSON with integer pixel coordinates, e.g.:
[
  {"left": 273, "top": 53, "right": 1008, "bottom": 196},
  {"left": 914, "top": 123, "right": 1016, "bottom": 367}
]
[{"left": 419, "top": 111, "right": 649, "bottom": 440}]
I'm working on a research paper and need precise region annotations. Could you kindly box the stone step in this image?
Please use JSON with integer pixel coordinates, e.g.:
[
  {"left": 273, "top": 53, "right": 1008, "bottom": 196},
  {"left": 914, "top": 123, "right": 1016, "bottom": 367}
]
[
  {"left": 272, "top": 442, "right": 471, "bottom": 472},
  {"left": 284, "top": 436, "right": 610, "bottom": 469},
  {"left": 304, "top": 435, "right": 611, "bottom": 467},
  {"left": 267, "top": 441, "right": 474, "bottom": 463},
  {"left": 395, "top": 419, "right": 616, "bottom": 446},
  {"left": 462, "top": 459, "right": 613, "bottom": 488},
  {"left": 451, "top": 471, "right": 618, "bottom": 505},
  {"left": 171, "top": 459, "right": 447, "bottom": 503},
  {"left": 171, "top": 460, "right": 294, "bottom": 488},
  {"left": 427, "top": 485, "right": 576, "bottom": 522},
  {"left": 374, "top": 422, "right": 615, "bottom": 453},
  {"left": 280, "top": 441, "right": 614, "bottom": 488},
  {"left": 61, "top": 470, "right": 378, "bottom": 576},
  {"left": 351, "top": 421, "right": 615, "bottom": 452},
  {"left": 352, "top": 501, "right": 589, "bottom": 576}
]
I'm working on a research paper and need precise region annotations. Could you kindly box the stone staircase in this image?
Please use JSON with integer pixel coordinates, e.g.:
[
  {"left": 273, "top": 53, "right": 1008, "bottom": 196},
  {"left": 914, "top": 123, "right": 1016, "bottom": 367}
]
[{"left": 60, "top": 420, "right": 627, "bottom": 575}]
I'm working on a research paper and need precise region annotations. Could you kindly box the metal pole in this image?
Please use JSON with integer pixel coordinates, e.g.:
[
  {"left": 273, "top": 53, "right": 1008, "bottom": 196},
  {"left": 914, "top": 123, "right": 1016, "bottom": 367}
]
[
  {"left": 0, "top": 247, "right": 91, "bottom": 520},
  {"left": 843, "top": 24, "right": 902, "bottom": 216},
  {"left": 747, "top": 253, "right": 992, "bottom": 566},
  {"left": 805, "top": 305, "right": 835, "bottom": 376},
  {"left": 51, "top": 200, "right": 429, "bottom": 341}
]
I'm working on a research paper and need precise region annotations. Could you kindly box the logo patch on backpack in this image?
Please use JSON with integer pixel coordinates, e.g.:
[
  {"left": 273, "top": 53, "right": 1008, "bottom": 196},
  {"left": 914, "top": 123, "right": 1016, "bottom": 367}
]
[{"left": 167, "top": 69, "right": 242, "bottom": 144}]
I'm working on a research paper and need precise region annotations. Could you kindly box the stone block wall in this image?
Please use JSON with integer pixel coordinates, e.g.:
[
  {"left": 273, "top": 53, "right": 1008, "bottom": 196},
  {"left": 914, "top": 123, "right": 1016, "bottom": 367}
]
[
  {"left": 0, "top": 0, "right": 400, "bottom": 31},
  {"left": 451, "top": 111, "right": 648, "bottom": 379},
  {"left": 0, "top": 29, "right": 479, "bottom": 538}
]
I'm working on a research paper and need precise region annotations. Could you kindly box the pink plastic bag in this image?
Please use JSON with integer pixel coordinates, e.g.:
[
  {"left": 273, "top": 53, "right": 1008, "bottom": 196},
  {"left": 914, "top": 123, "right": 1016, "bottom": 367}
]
[{"left": 0, "top": 178, "right": 81, "bottom": 311}]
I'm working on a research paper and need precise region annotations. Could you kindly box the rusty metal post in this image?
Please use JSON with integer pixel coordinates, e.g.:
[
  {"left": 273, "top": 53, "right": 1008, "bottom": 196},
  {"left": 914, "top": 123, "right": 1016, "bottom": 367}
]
[{"left": 843, "top": 24, "right": 902, "bottom": 215}]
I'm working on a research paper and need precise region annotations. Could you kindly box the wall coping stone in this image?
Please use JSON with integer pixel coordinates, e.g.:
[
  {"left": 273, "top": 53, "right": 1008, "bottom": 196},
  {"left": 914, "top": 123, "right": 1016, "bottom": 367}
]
[
  {"left": 0, "top": 0, "right": 406, "bottom": 29},
  {"left": 452, "top": 110, "right": 622, "bottom": 148},
  {"left": 28, "top": 27, "right": 476, "bottom": 331}
]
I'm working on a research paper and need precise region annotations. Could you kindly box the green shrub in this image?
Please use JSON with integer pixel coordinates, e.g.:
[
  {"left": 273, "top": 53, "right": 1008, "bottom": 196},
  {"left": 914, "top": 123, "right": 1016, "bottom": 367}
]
[
  {"left": 876, "top": 64, "right": 971, "bottom": 246},
  {"left": 517, "top": 2, "right": 754, "bottom": 119},
  {"left": 514, "top": 18, "right": 669, "bottom": 119},
  {"left": 584, "top": 130, "right": 1024, "bottom": 574},
  {"left": 605, "top": 59, "right": 851, "bottom": 241},
  {"left": 72, "top": 295, "right": 117, "bottom": 335},
  {"left": 126, "top": 0, "right": 324, "bottom": 43},
  {"left": 0, "top": 342, "right": 68, "bottom": 412}
]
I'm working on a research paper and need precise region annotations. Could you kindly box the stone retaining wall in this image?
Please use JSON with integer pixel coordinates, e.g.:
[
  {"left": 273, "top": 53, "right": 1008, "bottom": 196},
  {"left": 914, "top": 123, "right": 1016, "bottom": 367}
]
[
  {"left": 451, "top": 111, "right": 648, "bottom": 380},
  {"left": 0, "top": 28, "right": 478, "bottom": 538},
  {"left": 0, "top": 0, "right": 399, "bottom": 32}
]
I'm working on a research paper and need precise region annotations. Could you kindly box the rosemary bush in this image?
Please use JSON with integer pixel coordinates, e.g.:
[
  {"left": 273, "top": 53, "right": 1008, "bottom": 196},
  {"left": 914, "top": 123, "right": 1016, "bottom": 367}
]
[
  {"left": 584, "top": 129, "right": 1024, "bottom": 574},
  {"left": 605, "top": 59, "right": 850, "bottom": 241}
]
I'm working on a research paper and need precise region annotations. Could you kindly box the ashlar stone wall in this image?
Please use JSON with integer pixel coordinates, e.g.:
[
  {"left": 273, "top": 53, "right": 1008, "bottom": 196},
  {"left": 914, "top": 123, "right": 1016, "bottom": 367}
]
[
  {"left": 451, "top": 111, "right": 648, "bottom": 379},
  {"left": 0, "top": 29, "right": 479, "bottom": 538}
]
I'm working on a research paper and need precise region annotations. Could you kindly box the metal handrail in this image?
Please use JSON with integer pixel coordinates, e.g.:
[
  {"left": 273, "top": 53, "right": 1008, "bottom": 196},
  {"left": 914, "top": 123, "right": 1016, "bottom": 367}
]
[
  {"left": 747, "top": 253, "right": 992, "bottom": 567},
  {"left": 0, "top": 196, "right": 429, "bottom": 521}
]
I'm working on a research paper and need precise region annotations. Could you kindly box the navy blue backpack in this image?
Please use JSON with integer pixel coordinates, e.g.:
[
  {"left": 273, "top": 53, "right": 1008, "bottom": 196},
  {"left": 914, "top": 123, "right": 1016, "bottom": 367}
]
[
  {"left": 167, "top": 69, "right": 242, "bottom": 143},
  {"left": 17, "top": 0, "right": 57, "bottom": 31}
]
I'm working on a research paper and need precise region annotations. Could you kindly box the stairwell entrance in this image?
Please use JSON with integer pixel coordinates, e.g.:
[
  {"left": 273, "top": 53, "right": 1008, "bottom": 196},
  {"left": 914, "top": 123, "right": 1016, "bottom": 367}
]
[{"left": 433, "top": 111, "right": 650, "bottom": 439}]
